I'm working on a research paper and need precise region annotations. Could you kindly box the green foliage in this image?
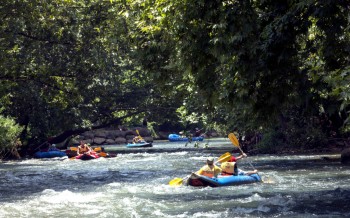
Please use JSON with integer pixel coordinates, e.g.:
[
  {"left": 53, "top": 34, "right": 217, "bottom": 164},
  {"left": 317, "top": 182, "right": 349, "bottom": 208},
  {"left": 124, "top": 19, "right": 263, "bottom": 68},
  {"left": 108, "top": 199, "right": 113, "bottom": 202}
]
[
  {"left": 146, "top": 121, "right": 159, "bottom": 138},
  {"left": 256, "top": 130, "right": 285, "bottom": 154},
  {"left": 0, "top": 114, "right": 23, "bottom": 157},
  {"left": 135, "top": 0, "right": 350, "bottom": 150},
  {"left": 0, "top": 0, "right": 178, "bottom": 145},
  {"left": 0, "top": 0, "right": 349, "bottom": 153},
  {"left": 324, "top": 66, "right": 350, "bottom": 132},
  {"left": 257, "top": 109, "right": 328, "bottom": 153}
]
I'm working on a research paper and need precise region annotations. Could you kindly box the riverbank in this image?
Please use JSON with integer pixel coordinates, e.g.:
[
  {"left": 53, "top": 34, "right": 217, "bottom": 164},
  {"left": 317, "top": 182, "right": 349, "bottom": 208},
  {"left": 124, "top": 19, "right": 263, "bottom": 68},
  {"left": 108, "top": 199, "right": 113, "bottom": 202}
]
[{"left": 3, "top": 137, "right": 348, "bottom": 161}]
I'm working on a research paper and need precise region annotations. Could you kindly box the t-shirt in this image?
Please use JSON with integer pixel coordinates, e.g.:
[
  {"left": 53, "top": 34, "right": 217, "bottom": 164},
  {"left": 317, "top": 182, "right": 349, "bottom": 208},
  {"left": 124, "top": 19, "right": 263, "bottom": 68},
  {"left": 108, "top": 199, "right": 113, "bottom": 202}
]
[{"left": 229, "top": 156, "right": 237, "bottom": 162}]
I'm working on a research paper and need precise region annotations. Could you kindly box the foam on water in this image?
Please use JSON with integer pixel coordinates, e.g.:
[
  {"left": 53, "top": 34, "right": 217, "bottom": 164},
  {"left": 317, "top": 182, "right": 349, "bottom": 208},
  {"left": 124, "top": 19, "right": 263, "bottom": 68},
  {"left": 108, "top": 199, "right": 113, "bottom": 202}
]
[{"left": 1, "top": 143, "right": 350, "bottom": 217}]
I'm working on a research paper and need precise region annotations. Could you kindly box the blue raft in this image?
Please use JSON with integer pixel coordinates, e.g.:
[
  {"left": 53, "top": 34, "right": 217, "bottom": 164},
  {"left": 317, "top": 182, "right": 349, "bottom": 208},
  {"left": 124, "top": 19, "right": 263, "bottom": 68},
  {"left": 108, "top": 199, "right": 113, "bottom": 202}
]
[
  {"left": 186, "top": 173, "right": 261, "bottom": 187},
  {"left": 168, "top": 134, "right": 204, "bottom": 142},
  {"left": 34, "top": 150, "right": 67, "bottom": 158},
  {"left": 126, "top": 142, "right": 153, "bottom": 148}
]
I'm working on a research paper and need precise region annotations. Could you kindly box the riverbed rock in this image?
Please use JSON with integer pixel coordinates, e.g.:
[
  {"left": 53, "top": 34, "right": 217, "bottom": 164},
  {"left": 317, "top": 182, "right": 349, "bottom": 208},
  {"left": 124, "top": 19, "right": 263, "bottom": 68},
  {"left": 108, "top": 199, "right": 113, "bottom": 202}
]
[
  {"left": 66, "top": 127, "right": 153, "bottom": 147},
  {"left": 82, "top": 131, "right": 94, "bottom": 139},
  {"left": 105, "top": 139, "right": 115, "bottom": 144},
  {"left": 94, "top": 137, "right": 106, "bottom": 145},
  {"left": 341, "top": 148, "right": 350, "bottom": 164},
  {"left": 115, "top": 137, "right": 127, "bottom": 144}
]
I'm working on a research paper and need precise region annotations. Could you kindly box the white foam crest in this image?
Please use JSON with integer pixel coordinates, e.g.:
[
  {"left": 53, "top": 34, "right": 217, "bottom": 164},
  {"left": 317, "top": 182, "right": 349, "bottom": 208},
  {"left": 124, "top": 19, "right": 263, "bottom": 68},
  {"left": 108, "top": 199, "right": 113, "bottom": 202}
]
[
  {"left": 252, "top": 193, "right": 296, "bottom": 214},
  {"left": 246, "top": 193, "right": 266, "bottom": 202},
  {"left": 155, "top": 183, "right": 195, "bottom": 195},
  {"left": 113, "top": 196, "right": 168, "bottom": 217},
  {"left": 107, "top": 182, "right": 123, "bottom": 187},
  {"left": 191, "top": 210, "right": 223, "bottom": 218},
  {"left": 0, "top": 189, "right": 108, "bottom": 218},
  {"left": 40, "top": 189, "right": 104, "bottom": 204}
]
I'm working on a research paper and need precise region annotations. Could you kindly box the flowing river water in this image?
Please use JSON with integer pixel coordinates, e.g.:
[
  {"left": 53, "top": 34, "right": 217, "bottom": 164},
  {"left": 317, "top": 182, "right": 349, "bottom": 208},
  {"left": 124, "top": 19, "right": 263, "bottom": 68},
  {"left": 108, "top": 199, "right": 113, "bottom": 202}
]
[{"left": 1, "top": 138, "right": 350, "bottom": 218}]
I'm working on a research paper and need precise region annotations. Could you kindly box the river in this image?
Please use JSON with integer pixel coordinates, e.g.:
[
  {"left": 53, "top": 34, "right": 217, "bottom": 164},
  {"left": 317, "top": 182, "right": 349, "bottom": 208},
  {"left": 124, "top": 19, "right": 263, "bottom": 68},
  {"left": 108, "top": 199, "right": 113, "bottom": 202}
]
[{"left": 0, "top": 138, "right": 350, "bottom": 218}]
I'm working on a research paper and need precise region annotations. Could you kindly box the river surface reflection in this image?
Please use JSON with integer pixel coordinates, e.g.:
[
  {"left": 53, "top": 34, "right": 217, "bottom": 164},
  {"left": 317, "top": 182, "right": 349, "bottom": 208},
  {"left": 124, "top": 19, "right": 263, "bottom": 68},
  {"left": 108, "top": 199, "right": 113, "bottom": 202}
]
[{"left": 1, "top": 138, "right": 350, "bottom": 217}]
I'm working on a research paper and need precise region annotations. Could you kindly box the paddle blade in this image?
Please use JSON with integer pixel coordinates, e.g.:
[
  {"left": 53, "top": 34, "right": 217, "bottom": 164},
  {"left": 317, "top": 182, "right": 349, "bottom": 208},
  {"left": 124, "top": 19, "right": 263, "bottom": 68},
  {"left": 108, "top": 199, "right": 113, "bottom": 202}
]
[
  {"left": 262, "top": 176, "right": 275, "bottom": 184},
  {"left": 228, "top": 133, "right": 239, "bottom": 146},
  {"left": 136, "top": 129, "right": 144, "bottom": 140},
  {"left": 70, "top": 147, "right": 78, "bottom": 151},
  {"left": 94, "top": 147, "right": 102, "bottom": 152},
  {"left": 169, "top": 178, "right": 183, "bottom": 186},
  {"left": 216, "top": 152, "right": 231, "bottom": 163},
  {"left": 98, "top": 152, "right": 108, "bottom": 157}
]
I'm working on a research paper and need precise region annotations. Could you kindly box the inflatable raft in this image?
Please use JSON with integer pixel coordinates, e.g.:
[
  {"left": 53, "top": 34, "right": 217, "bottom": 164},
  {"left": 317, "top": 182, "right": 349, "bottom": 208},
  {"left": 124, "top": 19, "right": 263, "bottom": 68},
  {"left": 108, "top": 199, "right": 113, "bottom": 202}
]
[
  {"left": 126, "top": 142, "right": 152, "bottom": 148},
  {"left": 66, "top": 147, "right": 114, "bottom": 159},
  {"left": 34, "top": 150, "right": 67, "bottom": 158},
  {"left": 186, "top": 173, "right": 261, "bottom": 187},
  {"left": 75, "top": 153, "right": 100, "bottom": 160},
  {"left": 168, "top": 134, "right": 204, "bottom": 142}
]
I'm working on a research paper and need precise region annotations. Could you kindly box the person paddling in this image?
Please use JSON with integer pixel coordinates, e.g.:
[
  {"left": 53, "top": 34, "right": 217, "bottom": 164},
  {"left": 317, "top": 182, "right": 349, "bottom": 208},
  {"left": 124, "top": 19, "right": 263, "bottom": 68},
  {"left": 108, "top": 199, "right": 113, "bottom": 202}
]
[
  {"left": 221, "top": 161, "right": 258, "bottom": 176},
  {"left": 132, "top": 135, "right": 144, "bottom": 144},
  {"left": 228, "top": 151, "right": 247, "bottom": 162},
  {"left": 221, "top": 150, "right": 258, "bottom": 176},
  {"left": 76, "top": 141, "right": 99, "bottom": 159},
  {"left": 196, "top": 157, "right": 222, "bottom": 178},
  {"left": 77, "top": 141, "right": 92, "bottom": 155}
]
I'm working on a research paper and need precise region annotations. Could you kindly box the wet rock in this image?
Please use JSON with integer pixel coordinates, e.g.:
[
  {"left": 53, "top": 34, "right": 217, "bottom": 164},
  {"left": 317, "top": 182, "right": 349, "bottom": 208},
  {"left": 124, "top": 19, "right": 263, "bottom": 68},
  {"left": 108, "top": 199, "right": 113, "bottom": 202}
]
[
  {"left": 115, "top": 137, "right": 127, "bottom": 144},
  {"left": 143, "top": 136, "right": 153, "bottom": 143},
  {"left": 105, "top": 139, "right": 115, "bottom": 144},
  {"left": 341, "top": 148, "right": 350, "bottom": 164},
  {"left": 82, "top": 131, "right": 94, "bottom": 139},
  {"left": 68, "top": 127, "right": 154, "bottom": 146},
  {"left": 95, "top": 130, "right": 107, "bottom": 138},
  {"left": 94, "top": 137, "right": 106, "bottom": 145}
]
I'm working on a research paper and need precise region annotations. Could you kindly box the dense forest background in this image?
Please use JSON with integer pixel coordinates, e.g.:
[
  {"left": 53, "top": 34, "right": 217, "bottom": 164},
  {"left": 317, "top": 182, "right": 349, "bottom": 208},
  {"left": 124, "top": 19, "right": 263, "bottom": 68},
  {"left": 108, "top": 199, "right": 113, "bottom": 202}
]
[{"left": 0, "top": 0, "right": 349, "bottom": 158}]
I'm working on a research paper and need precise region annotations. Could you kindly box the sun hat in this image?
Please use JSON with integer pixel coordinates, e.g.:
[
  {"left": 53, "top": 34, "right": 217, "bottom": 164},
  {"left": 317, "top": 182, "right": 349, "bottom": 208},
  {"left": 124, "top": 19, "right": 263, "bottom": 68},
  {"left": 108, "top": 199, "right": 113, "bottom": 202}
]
[{"left": 207, "top": 157, "right": 214, "bottom": 163}]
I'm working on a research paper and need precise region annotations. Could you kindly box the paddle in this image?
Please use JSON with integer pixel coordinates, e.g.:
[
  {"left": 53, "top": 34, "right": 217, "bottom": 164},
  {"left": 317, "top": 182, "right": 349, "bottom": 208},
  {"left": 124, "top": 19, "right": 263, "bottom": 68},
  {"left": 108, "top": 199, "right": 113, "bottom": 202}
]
[
  {"left": 136, "top": 129, "right": 144, "bottom": 141},
  {"left": 93, "top": 147, "right": 102, "bottom": 152},
  {"left": 228, "top": 133, "right": 244, "bottom": 154},
  {"left": 169, "top": 152, "right": 232, "bottom": 186},
  {"left": 98, "top": 151, "right": 108, "bottom": 157},
  {"left": 228, "top": 133, "right": 257, "bottom": 170}
]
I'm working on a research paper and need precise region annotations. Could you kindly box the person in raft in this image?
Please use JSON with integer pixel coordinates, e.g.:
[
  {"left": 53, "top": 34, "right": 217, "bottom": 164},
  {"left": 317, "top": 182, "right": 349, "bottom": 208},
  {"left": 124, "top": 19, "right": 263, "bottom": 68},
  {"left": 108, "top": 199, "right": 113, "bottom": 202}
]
[
  {"left": 228, "top": 150, "right": 247, "bottom": 162},
  {"left": 221, "top": 161, "right": 258, "bottom": 176},
  {"left": 77, "top": 141, "right": 93, "bottom": 155},
  {"left": 76, "top": 141, "right": 99, "bottom": 158},
  {"left": 196, "top": 157, "right": 222, "bottom": 178},
  {"left": 48, "top": 144, "right": 60, "bottom": 151},
  {"left": 132, "top": 135, "right": 144, "bottom": 144},
  {"left": 221, "top": 150, "right": 257, "bottom": 176}
]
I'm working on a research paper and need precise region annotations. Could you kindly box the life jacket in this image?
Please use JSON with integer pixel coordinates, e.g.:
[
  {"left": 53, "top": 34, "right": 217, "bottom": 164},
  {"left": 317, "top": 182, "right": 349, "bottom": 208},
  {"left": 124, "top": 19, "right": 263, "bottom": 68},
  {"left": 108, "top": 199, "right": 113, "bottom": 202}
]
[
  {"left": 197, "top": 165, "right": 221, "bottom": 178},
  {"left": 220, "top": 162, "right": 237, "bottom": 175}
]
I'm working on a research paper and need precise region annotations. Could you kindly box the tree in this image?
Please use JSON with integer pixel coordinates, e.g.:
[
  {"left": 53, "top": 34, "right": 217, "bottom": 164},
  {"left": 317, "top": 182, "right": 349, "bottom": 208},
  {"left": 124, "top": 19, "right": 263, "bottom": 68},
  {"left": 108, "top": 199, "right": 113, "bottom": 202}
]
[
  {"left": 0, "top": 0, "right": 178, "bottom": 147},
  {"left": 133, "top": 0, "right": 350, "bottom": 146}
]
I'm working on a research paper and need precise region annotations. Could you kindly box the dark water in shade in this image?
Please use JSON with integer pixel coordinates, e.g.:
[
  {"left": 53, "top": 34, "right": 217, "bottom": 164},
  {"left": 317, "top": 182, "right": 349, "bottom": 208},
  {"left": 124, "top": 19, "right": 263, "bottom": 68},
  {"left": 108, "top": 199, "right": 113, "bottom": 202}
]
[{"left": 0, "top": 138, "right": 350, "bottom": 218}]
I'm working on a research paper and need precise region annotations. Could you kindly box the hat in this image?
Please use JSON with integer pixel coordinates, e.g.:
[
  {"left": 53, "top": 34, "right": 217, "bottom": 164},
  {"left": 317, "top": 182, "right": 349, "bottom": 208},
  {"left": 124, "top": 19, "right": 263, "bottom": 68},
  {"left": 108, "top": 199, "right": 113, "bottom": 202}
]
[
  {"left": 52, "top": 144, "right": 56, "bottom": 147},
  {"left": 207, "top": 157, "right": 214, "bottom": 163}
]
